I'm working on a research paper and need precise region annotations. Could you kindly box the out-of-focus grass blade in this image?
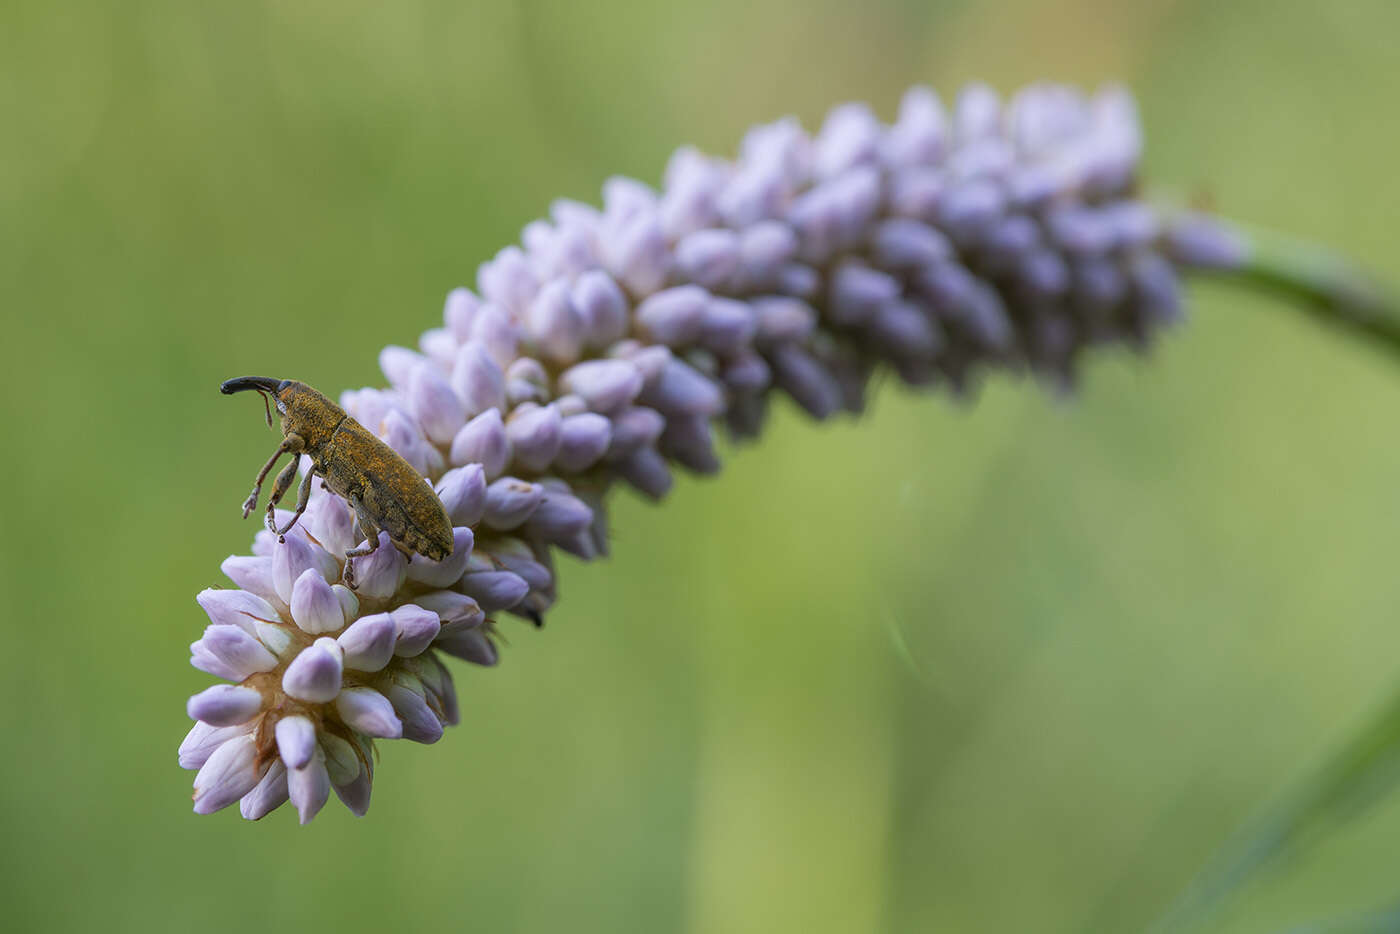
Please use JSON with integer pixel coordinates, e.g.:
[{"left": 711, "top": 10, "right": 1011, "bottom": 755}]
[{"left": 1151, "top": 686, "right": 1400, "bottom": 933}]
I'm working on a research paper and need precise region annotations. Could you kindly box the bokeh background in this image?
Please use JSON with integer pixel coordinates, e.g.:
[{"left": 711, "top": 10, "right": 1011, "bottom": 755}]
[{"left": 4, "top": 0, "right": 1400, "bottom": 931}]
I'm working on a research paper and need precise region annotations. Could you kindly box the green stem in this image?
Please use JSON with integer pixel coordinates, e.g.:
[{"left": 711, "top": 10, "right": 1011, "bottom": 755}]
[
  {"left": 1206, "top": 223, "right": 1400, "bottom": 358},
  {"left": 1149, "top": 685, "right": 1400, "bottom": 933}
]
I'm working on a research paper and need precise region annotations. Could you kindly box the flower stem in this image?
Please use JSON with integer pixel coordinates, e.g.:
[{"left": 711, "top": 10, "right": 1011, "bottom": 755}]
[{"left": 1213, "top": 223, "right": 1400, "bottom": 358}]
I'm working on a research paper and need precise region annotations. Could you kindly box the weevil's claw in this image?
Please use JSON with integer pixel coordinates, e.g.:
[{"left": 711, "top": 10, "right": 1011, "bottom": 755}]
[
  {"left": 241, "top": 493, "right": 258, "bottom": 518},
  {"left": 278, "top": 534, "right": 286, "bottom": 544},
  {"left": 342, "top": 558, "right": 358, "bottom": 590}
]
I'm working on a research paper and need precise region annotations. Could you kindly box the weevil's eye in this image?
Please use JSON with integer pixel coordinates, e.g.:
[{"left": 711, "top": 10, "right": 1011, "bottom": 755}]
[{"left": 277, "top": 380, "right": 292, "bottom": 392}]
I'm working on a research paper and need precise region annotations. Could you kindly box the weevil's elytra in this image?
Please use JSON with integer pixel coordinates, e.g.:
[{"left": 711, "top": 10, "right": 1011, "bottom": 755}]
[{"left": 221, "top": 376, "right": 453, "bottom": 588}]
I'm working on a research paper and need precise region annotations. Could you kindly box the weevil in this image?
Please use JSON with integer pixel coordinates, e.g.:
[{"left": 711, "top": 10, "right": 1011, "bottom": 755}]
[{"left": 220, "top": 377, "right": 453, "bottom": 588}]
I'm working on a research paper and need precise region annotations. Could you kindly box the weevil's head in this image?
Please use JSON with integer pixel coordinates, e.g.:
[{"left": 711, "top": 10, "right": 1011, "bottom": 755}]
[{"left": 220, "top": 376, "right": 339, "bottom": 438}]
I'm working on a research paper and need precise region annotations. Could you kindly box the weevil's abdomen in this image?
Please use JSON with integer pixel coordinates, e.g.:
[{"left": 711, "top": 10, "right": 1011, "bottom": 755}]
[{"left": 321, "top": 418, "right": 453, "bottom": 560}]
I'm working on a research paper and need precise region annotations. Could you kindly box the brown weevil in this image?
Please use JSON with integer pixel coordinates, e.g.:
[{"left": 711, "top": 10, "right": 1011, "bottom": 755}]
[{"left": 221, "top": 376, "right": 453, "bottom": 588}]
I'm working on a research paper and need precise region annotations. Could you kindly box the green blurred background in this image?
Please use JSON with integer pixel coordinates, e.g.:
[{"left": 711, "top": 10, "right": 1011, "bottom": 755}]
[{"left": 4, "top": 0, "right": 1399, "bottom": 931}]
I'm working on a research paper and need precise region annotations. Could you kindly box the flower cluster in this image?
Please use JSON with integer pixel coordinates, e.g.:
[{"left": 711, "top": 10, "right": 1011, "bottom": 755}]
[{"left": 181, "top": 82, "right": 1242, "bottom": 822}]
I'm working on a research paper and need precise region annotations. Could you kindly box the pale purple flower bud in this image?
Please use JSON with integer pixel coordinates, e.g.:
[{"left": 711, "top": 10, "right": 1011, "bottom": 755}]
[
  {"left": 872, "top": 301, "right": 944, "bottom": 358},
  {"left": 752, "top": 297, "right": 817, "bottom": 345},
  {"left": 741, "top": 116, "right": 811, "bottom": 179},
  {"left": 179, "top": 722, "right": 248, "bottom": 770},
  {"left": 290, "top": 567, "right": 343, "bottom": 635},
  {"left": 478, "top": 245, "right": 537, "bottom": 315},
  {"left": 1045, "top": 205, "right": 1114, "bottom": 255},
  {"left": 674, "top": 229, "right": 740, "bottom": 291},
  {"left": 614, "top": 341, "right": 672, "bottom": 384},
  {"left": 505, "top": 403, "right": 562, "bottom": 472},
  {"left": 275, "top": 715, "right": 318, "bottom": 770},
  {"left": 240, "top": 759, "right": 288, "bottom": 821},
  {"left": 192, "top": 632, "right": 255, "bottom": 682},
  {"left": 736, "top": 220, "right": 798, "bottom": 289},
  {"left": 469, "top": 304, "right": 520, "bottom": 368},
  {"left": 491, "top": 538, "right": 554, "bottom": 591},
  {"left": 281, "top": 637, "right": 344, "bottom": 703},
  {"left": 332, "top": 764, "right": 373, "bottom": 817},
  {"left": 718, "top": 161, "right": 789, "bottom": 228},
  {"left": 337, "top": 612, "right": 398, "bottom": 672},
  {"left": 884, "top": 86, "right": 946, "bottom": 167},
  {"left": 606, "top": 406, "right": 666, "bottom": 456},
  {"left": 272, "top": 536, "right": 335, "bottom": 606},
  {"left": 333, "top": 584, "right": 358, "bottom": 623},
  {"left": 602, "top": 175, "right": 658, "bottom": 224},
  {"left": 1104, "top": 202, "right": 1159, "bottom": 248},
  {"left": 888, "top": 168, "right": 943, "bottom": 221},
  {"left": 219, "top": 556, "right": 279, "bottom": 606},
  {"left": 558, "top": 359, "right": 643, "bottom": 413},
  {"left": 1130, "top": 253, "right": 1183, "bottom": 325},
  {"left": 723, "top": 352, "right": 771, "bottom": 393},
  {"left": 617, "top": 446, "right": 673, "bottom": 499},
  {"left": 1166, "top": 214, "right": 1248, "bottom": 270},
  {"left": 386, "top": 681, "right": 444, "bottom": 744},
  {"left": 436, "top": 464, "right": 488, "bottom": 528},
  {"left": 197, "top": 588, "right": 279, "bottom": 635},
  {"left": 191, "top": 625, "right": 278, "bottom": 681},
  {"left": 814, "top": 102, "right": 881, "bottom": 178},
  {"left": 336, "top": 687, "right": 403, "bottom": 739},
  {"left": 483, "top": 478, "right": 544, "bottom": 529},
  {"left": 956, "top": 82, "right": 1001, "bottom": 142},
  {"left": 192, "top": 733, "right": 262, "bottom": 815},
  {"left": 378, "top": 345, "right": 423, "bottom": 391},
  {"left": 771, "top": 345, "right": 842, "bottom": 419},
  {"left": 638, "top": 359, "right": 724, "bottom": 417},
  {"left": 449, "top": 410, "right": 510, "bottom": 478},
  {"left": 659, "top": 150, "right": 724, "bottom": 239},
  {"left": 981, "top": 214, "right": 1040, "bottom": 269},
  {"left": 303, "top": 488, "right": 357, "bottom": 559},
  {"left": 699, "top": 298, "right": 757, "bottom": 354},
  {"left": 413, "top": 652, "right": 460, "bottom": 725},
  {"left": 1074, "top": 258, "right": 1127, "bottom": 310},
  {"left": 391, "top": 604, "right": 442, "bottom": 656},
  {"left": 444, "top": 286, "right": 480, "bottom": 340},
  {"left": 350, "top": 531, "right": 407, "bottom": 599},
  {"left": 287, "top": 752, "right": 330, "bottom": 825},
  {"left": 187, "top": 684, "right": 264, "bottom": 727},
  {"left": 459, "top": 569, "right": 530, "bottom": 611},
  {"left": 407, "top": 361, "right": 465, "bottom": 445},
  {"left": 379, "top": 408, "right": 432, "bottom": 476},
  {"left": 435, "top": 627, "right": 499, "bottom": 667},
  {"left": 419, "top": 327, "right": 458, "bottom": 370},
  {"left": 571, "top": 269, "right": 630, "bottom": 349},
  {"left": 660, "top": 414, "right": 720, "bottom": 473},
  {"left": 555, "top": 413, "right": 612, "bottom": 472},
  {"left": 870, "top": 218, "right": 952, "bottom": 269},
  {"left": 523, "top": 490, "right": 594, "bottom": 542},
  {"left": 320, "top": 732, "right": 363, "bottom": 787},
  {"left": 527, "top": 278, "right": 585, "bottom": 365},
  {"left": 636, "top": 285, "right": 709, "bottom": 346},
  {"left": 604, "top": 212, "right": 670, "bottom": 296},
  {"left": 1017, "top": 249, "right": 1071, "bottom": 298},
  {"left": 788, "top": 168, "right": 880, "bottom": 263},
  {"left": 830, "top": 261, "right": 901, "bottom": 326},
  {"left": 413, "top": 591, "right": 484, "bottom": 633},
  {"left": 937, "top": 179, "right": 1004, "bottom": 244},
  {"left": 407, "top": 526, "right": 474, "bottom": 588}
]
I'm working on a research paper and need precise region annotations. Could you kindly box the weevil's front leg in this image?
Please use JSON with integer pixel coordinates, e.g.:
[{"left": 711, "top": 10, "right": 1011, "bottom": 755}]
[
  {"left": 273, "top": 467, "right": 317, "bottom": 541},
  {"left": 241, "top": 434, "right": 305, "bottom": 518}
]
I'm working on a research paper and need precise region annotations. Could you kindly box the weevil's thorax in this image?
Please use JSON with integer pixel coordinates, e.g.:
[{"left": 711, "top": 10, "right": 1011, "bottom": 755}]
[{"left": 276, "top": 381, "right": 346, "bottom": 452}]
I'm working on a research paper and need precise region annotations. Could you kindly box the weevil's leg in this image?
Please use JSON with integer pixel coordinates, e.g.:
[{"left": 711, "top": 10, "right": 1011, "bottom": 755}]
[
  {"left": 274, "top": 467, "right": 317, "bottom": 541},
  {"left": 241, "top": 435, "right": 304, "bottom": 518},
  {"left": 342, "top": 502, "right": 381, "bottom": 590},
  {"left": 265, "top": 458, "right": 300, "bottom": 536}
]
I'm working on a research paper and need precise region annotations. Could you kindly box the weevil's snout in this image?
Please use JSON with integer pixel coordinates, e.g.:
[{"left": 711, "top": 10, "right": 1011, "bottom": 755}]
[{"left": 220, "top": 376, "right": 287, "bottom": 395}]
